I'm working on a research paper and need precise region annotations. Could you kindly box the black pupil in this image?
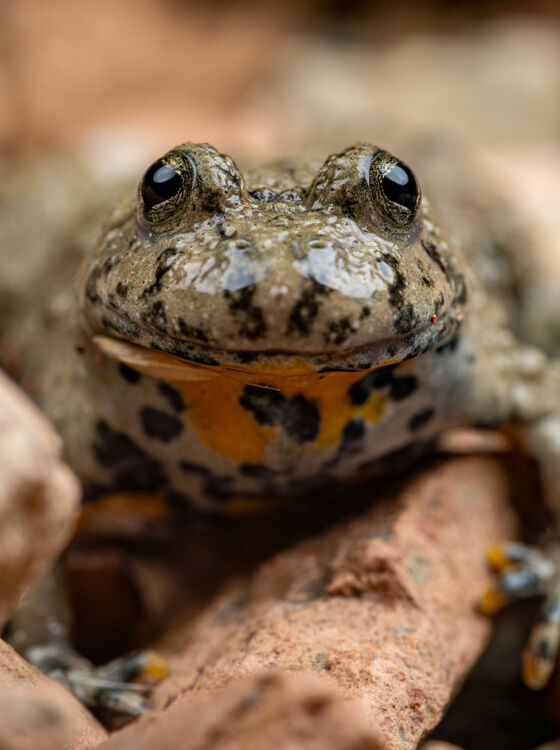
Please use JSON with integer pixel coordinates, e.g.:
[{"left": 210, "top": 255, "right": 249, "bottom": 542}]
[
  {"left": 382, "top": 163, "right": 418, "bottom": 211},
  {"left": 142, "top": 162, "right": 182, "bottom": 209}
]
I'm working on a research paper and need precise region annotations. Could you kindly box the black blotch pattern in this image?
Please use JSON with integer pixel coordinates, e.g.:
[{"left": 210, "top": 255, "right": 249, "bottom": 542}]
[
  {"left": 93, "top": 419, "right": 167, "bottom": 491},
  {"left": 178, "top": 319, "right": 209, "bottom": 343},
  {"left": 288, "top": 280, "right": 331, "bottom": 337},
  {"left": 226, "top": 285, "right": 266, "bottom": 340},
  {"left": 140, "top": 407, "right": 183, "bottom": 442},
  {"left": 179, "top": 460, "right": 237, "bottom": 500},
  {"left": 239, "top": 386, "right": 286, "bottom": 426},
  {"left": 387, "top": 264, "right": 420, "bottom": 335},
  {"left": 238, "top": 351, "right": 258, "bottom": 364},
  {"left": 116, "top": 281, "right": 128, "bottom": 298},
  {"left": 421, "top": 238, "right": 447, "bottom": 274},
  {"left": 179, "top": 460, "right": 212, "bottom": 476},
  {"left": 389, "top": 376, "right": 418, "bottom": 401},
  {"left": 284, "top": 394, "right": 320, "bottom": 443},
  {"left": 142, "top": 300, "right": 167, "bottom": 328},
  {"left": 158, "top": 381, "right": 185, "bottom": 413},
  {"left": 119, "top": 364, "right": 141, "bottom": 384},
  {"left": 239, "top": 385, "right": 320, "bottom": 444},
  {"left": 408, "top": 407, "right": 435, "bottom": 432},
  {"left": 151, "top": 340, "right": 220, "bottom": 367},
  {"left": 327, "top": 317, "right": 354, "bottom": 345},
  {"left": 102, "top": 255, "right": 120, "bottom": 277},
  {"left": 239, "top": 463, "right": 274, "bottom": 478},
  {"left": 339, "top": 419, "right": 365, "bottom": 455},
  {"left": 349, "top": 365, "right": 418, "bottom": 405},
  {"left": 348, "top": 365, "right": 396, "bottom": 405},
  {"left": 142, "top": 248, "right": 178, "bottom": 298}
]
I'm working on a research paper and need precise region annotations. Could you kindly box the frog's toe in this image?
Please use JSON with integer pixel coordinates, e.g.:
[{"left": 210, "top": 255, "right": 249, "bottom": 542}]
[
  {"left": 523, "top": 595, "right": 560, "bottom": 689},
  {"left": 26, "top": 645, "right": 168, "bottom": 718},
  {"left": 481, "top": 542, "right": 556, "bottom": 614},
  {"left": 482, "top": 541, "right": 560, "bottom": 688}
]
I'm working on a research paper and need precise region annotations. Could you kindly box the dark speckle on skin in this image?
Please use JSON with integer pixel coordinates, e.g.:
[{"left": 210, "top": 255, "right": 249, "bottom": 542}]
[
  {"left": 116, "top": 281, "right": 128, "bottom": 298},
  {"left": 387, "top": 265, "right": 420, "bottom": 335},
  {"left": 119, "top": 363, "right": 141, "bottom": 384},
  {"left": 239, "top": 462, "right": 275, "bottom": 477},
  {"left": 349, "top": 365, "right": 396, "bottom": 405},
  {"left": 179, "top": 459, "right": 212, "bottom": 476},
  {"left": 226, "top": 285, "right": 266, "bottom": 340},
  {"left": 408, "top": 407, "right": 435, "bottom": 432},
  {"left": 288, "top": 280, "right": 331, "bottom": 337},
  {"left": 339, "top": 419, "right": 365, "bottom": 455},
  {"left": 349, "top": 365, "right": 418, "bottom": 404},
  {"left": 142, "top": 300, "right": 167, "bottom": 328},
  {"left": 177, "top": 319, "right": 209, "bottom": 343},
  {"left": 421, "top": 238, "right": 447, "bottom": 274},
  {"left": 142, "top": 248, "right": 178, "bottom": 298},
  {"left": 239, "top": 386, "right": 286, "bottom": 426},
  {"left": 102, "top": 256, "right": 120, "bottom": 278},
  {"left": 390, "top": 376, "right": 418, "bottom": 401},
  {"left": 284, "top": 394, "right": 320, "bottom": 443},
  {"left": 157, "top": 381, "right": 185, "bottom": 413},
  {"left": 327, "top": 317, "right": 354, "bottom": 345},
  {"left": 93, "top": 419, "right": 167, "bottom": 491},
  {"left": 239, "top": 385, "right": 320, "bottom": 444},
  {"left": 140, "top": 407, "right": 183, "bottom": 442}
]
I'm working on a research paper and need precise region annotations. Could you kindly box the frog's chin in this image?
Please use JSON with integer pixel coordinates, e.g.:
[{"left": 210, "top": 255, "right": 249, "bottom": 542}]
[
  {"left": 92, "top": 334, "right": 395, "bottom": 386},
  {"left": 92, "top": 315, "right": 458, "bottom": 384}
]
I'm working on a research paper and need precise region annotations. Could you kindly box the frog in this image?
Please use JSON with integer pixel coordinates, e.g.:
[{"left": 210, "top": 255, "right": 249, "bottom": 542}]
[{"left": 4, "top": 141, "right": 560, "bottom": 716}]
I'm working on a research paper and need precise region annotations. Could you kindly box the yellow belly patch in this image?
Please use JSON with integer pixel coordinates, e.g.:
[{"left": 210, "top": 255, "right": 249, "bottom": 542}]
[{"left": 94, "top": 336, "right": 391, "bottom": 463}]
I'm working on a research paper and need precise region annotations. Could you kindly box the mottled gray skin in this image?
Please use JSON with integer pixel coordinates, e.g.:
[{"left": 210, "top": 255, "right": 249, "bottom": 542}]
[{"left": 40, "top": 142, "right": 559, "bottom": 518}]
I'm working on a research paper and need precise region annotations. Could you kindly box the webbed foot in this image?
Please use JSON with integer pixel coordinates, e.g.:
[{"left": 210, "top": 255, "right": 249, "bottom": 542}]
[
  {"left": 26, "top": 644, "right": 168, "bottom": 717},
  {"left": 481, "top": 541, "right": 560, "bottom": 688}
]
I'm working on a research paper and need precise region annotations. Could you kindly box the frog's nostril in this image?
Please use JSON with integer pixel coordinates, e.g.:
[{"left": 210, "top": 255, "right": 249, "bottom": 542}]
[
  {"left": 308, "top": 239, "right": 328, "bottom": 250},
  {"left": 233, "top": 239, "right": 251, "bottom": 250}
]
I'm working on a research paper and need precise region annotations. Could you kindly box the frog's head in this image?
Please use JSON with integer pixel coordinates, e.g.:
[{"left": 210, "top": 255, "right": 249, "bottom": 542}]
[{"left": 80, "top": 142, "right": 467, "bottom": 376}]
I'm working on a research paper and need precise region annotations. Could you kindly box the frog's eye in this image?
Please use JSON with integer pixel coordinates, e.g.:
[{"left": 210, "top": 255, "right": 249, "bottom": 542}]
[
  {"left": 142, "top": 161, "right": 183, "bottom": 209},
  {"left": 368, "top": 153, "right": 420, "bottom": 228},
  {"left": 139, "top": 153, "right": 196, "bottom": 225}
]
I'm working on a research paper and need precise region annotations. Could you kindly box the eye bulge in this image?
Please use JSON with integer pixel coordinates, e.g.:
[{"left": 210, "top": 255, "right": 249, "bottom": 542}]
[
  {"left": 139, "top": 151, "right": 196, "bottom": 224},
  {"left": 368, "top": 151, "right": 421, "bottom": 229},
  {"left": 142, "top": 162, "right": 183, "bottom": 209}
]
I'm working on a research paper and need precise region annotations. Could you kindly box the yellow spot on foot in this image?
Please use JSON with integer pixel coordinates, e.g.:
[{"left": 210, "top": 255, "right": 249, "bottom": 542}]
[
  {"left": 139, "top": 651, "right": 169, "bottom": 683},
  {"left": 487, "top": 543, "right": 514, "bottom": 572},
  {"left": 522, "top": 647, "right": 554, "bottom": 690},
  {"left": 479, "top": 587, "right": 510, "bottom": 614}
]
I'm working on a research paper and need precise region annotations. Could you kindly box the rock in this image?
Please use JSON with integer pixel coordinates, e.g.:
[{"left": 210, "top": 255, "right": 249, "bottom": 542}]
[
  {"left": 98, "top": 670, "right": 382, "bottom": 750},
  {"left": 0, "top": 639, "right": 107, "bottom": 750},
  {"left": 152, "top": 456, "right": 517, "bottom": 750},
  {"left": 0, "top": 370, "right": 80, "bottom": 626}
]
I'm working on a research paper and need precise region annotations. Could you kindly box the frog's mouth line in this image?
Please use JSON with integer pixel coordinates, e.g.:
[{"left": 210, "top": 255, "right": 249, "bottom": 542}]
[{"left": 93, "top": 335, "right": 396, "bottom": 389}]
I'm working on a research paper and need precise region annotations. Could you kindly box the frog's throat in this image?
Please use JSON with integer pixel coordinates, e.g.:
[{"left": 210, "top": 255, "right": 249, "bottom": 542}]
[{"left": 93, "top": 335, "right": 398, "bottom": 389}]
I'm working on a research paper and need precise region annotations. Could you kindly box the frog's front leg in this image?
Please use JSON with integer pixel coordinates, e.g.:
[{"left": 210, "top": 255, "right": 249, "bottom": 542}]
[
  {"left": 481, "top": 415, "right": 560, "bottom": 688},
  {"left": 461, "top": 319, "right": 560, "bottom": 688}
]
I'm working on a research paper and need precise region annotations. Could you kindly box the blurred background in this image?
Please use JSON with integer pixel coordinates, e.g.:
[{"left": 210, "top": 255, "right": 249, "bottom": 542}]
[
  {"left": 0, "top": 0, "right": 558, "bottom": 158},
  {"left": 1, "top": 0, "right": 559, "bottom": 280}
]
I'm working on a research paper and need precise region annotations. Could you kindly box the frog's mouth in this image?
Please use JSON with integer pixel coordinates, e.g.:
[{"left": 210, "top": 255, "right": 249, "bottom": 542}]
[{"left": 93, "top": 335, "right": 396, "bottom": 388}]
